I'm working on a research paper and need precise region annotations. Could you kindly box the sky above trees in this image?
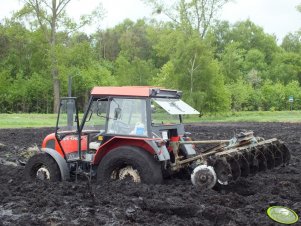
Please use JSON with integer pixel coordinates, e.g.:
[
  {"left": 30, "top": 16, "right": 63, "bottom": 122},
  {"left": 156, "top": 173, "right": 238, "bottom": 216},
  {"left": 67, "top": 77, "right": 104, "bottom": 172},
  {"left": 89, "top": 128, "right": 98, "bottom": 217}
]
[{"left": 0, "top": 0, "right": 300, "bottom": 42}]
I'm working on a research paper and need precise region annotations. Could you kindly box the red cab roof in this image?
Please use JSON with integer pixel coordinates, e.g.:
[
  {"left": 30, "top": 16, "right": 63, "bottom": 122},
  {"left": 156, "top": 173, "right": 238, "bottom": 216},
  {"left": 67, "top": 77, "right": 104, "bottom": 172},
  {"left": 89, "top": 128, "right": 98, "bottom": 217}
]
[{"left": 91, "top": 86, "right": 158, "bottom": 97}]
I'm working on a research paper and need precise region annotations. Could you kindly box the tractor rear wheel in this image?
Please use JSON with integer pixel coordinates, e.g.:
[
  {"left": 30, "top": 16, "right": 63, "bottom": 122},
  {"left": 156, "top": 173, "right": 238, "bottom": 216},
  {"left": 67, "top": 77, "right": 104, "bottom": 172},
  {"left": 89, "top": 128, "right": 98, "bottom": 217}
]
[
  {"left": 97, "top": 146, "right": 163, "bottom": 184},
  {"left": 24, "top": 152, "right": 61, "bottom": 181}
]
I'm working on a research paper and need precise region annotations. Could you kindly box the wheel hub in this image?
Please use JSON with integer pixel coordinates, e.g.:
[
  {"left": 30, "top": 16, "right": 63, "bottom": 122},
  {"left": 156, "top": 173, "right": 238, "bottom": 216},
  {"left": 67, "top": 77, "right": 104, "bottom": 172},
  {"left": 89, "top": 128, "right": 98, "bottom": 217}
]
[
  {"left": 36, "top": 167, "right": 50, "bottom": 180},
  {"left": 112, "top": 166, "right": 141, "bottom": 183}
]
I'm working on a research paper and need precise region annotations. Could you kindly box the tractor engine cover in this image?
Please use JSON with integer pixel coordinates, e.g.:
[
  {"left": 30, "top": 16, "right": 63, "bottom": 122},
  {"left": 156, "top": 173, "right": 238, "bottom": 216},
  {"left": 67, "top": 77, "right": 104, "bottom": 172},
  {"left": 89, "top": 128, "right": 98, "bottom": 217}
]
[{"left": 191, "top": 165, "right": 217, "bottom": 189}]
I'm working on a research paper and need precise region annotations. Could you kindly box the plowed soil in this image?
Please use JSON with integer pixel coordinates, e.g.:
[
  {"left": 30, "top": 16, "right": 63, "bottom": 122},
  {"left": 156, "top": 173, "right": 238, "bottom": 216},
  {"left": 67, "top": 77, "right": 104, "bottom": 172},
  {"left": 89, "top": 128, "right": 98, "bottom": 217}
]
[{"left": 0, "top": 123, "right": 300, "bottom": 225}]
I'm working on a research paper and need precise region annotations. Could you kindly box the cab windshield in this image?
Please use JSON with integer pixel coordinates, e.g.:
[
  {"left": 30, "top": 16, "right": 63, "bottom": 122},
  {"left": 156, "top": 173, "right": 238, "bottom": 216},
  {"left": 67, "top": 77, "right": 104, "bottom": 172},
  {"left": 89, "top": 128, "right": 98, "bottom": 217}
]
[{"left": 82, "top": 98, "right": 108, "bottom": 133}]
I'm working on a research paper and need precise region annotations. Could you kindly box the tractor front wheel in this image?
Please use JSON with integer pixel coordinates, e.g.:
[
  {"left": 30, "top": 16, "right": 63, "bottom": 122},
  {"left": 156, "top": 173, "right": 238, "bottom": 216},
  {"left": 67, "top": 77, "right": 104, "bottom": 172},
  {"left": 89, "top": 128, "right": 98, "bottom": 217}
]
[
  {"left": 24, "top": 152, "right": 61, "bottom": 181},
  {"left": 97, "top": 146, "right": 163, "bottom": 184}
]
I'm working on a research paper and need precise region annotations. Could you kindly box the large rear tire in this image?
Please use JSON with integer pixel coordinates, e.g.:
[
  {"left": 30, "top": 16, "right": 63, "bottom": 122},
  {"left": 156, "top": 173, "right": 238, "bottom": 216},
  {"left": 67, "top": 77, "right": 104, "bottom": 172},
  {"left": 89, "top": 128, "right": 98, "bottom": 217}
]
[
  {"left": 24, "top": 152, "right": 61, "bottom": 181},
  {"left": 97, "top": 146, "right": 163, "bottom": 184}
]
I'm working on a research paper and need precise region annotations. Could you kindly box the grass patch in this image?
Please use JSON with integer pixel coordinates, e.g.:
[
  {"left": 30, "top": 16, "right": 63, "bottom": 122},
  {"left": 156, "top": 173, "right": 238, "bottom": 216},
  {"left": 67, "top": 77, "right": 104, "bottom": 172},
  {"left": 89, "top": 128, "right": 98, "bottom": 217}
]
[
  {"left": 0, "top": 111, "right": 301, "bottom": 128},
  {"left": 184, "top": 111, "right": 301, "bottom": 123},
  {"left": 0, "top": 114, "right": 57, "bottom": 128}
]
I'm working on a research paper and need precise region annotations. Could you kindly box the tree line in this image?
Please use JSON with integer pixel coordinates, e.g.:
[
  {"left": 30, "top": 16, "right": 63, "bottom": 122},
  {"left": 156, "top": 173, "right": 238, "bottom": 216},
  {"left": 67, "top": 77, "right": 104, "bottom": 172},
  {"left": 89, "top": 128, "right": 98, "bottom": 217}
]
[{"left": 0, "top": 0, "right": 300, "bottom": 113}]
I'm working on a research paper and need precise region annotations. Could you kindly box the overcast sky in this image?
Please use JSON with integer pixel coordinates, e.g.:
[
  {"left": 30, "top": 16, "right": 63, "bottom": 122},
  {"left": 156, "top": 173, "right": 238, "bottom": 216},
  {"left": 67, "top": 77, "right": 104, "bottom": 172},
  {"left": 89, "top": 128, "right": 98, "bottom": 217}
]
[{"left": 0, "top": 0, "right": 300, "bottom": 42}]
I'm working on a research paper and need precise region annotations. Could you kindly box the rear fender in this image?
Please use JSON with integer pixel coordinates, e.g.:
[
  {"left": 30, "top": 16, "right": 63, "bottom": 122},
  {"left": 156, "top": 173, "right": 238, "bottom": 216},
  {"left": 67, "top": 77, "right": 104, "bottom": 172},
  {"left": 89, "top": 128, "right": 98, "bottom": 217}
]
[
  {"left": 41, "top": 148, "right": 70, "bottom": 181},
  {"left": 93, "top": 137, "right": 170, "bottom": 165}
]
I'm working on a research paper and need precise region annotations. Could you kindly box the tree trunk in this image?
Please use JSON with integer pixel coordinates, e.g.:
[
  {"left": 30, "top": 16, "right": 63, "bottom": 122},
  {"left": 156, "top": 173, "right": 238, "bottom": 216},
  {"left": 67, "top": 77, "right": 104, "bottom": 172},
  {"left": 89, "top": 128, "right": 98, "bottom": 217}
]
[
  {"left": 51, "top": 0, "right": 60, "bottom": 113},
  {"left": 189, "top": 53, "right": 198, "bottom": 98},
  {"left": 52, "top": 67, "right": 60, "bottom": 113},
  {"left": 22, "top": 0, "right": 101, "bottom": 112}
]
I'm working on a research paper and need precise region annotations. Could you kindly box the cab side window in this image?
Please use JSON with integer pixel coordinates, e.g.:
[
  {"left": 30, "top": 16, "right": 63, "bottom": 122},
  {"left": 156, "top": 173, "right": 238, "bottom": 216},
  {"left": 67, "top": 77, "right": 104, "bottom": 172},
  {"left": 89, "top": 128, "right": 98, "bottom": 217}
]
[{"left": 107, "top": 98, "right": 147, "bottom": 136}]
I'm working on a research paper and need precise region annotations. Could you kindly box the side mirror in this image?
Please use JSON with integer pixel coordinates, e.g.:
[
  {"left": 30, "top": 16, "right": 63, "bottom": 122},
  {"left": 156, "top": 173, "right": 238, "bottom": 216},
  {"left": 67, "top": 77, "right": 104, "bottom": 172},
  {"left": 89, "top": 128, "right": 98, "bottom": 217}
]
[{"left": 114, "top": 107, "right": 122, "bottom": 120}]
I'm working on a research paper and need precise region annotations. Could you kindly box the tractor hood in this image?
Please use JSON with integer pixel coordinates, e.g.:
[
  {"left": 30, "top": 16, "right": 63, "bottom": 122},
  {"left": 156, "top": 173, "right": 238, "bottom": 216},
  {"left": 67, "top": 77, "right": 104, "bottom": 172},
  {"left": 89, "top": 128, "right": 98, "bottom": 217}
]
[{"left": 153, "top": 98, "right": 200, "bottom": 115}]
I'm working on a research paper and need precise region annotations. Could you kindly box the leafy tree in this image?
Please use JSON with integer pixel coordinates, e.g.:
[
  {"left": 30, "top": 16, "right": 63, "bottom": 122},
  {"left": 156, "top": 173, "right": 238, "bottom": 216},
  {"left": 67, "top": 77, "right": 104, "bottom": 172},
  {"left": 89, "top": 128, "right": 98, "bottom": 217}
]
[
  {"left": 15, "top": 0, "right": 104, "bottom": 112},
  {"left": 0, "top": 70, "right": 11, "bottom": 112},
  {"left": 221, "top": 41, "right": 245, "bottom": 83},
  {"left": 53, "top": 31, "right": 117, "bottom": 108},
  {"left": 0, "top": 24, "right": 10, "bottom": 61},
  {"left": 226, "top": 78, "right": 253, "bottom": 111},
  {"left": 260, "top": 80, "right": 286, "bottom": 111},
  {"left": 207, "top": 20, "right": 231, "bottom": 57},
  {"left": 26, "top": 72, "right": 52, "bottom": 112},
  {"left": 144, "top": 0, "right": 230, "bottom": 37},
  {"left": 244, "top": 49, "right": 267, "bottom": 72},
  {"left": 93, "top": 19, "right": 135, "bottom": 62},
  {"left": 281, "top": 32, "right": 301, "bottom": 53},
  {"left": 94, "top": 28, "right": 121, "bottom": 61},
  {"left": 245, "top": 69, "right": 262, "bottom": 89},
  {"left": 269, "top": 51, "right": 301, "bottom": 84},
  {"left": 0, "top": 21, "right": 52, "bottom": 112},
  {"left": 148, "top": 24, "right": 181, "bottom": 61},
  {"left": 246, "top": 89, "right": 262, "bottom": 111},
  {"left": 224, "top": 20, "right": 279, "bottom": 64},
  {"left": 118, "top": 20, "right": 152, "bottom": 61},
  {"left": 153, "top": 61, "right": 177, "bottom": 88},
  {"left": 243, "top": 48, "right": 268, "bottom": 80},
  {"left": 114, "top": 54, "right": 157, "bottom": 86},
  {"left": 0, "top": 22, "right": 35, "bottom": 78},
  {"left": 151, "top": 28, "right": 230, "bottom": 112}
]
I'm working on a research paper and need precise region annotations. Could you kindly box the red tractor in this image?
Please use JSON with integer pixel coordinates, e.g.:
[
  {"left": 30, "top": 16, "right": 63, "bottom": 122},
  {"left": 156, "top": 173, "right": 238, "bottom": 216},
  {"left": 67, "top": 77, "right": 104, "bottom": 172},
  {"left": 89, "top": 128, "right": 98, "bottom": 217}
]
[{"left": 25, "top": 86, "right": 290, "bottom": 189}]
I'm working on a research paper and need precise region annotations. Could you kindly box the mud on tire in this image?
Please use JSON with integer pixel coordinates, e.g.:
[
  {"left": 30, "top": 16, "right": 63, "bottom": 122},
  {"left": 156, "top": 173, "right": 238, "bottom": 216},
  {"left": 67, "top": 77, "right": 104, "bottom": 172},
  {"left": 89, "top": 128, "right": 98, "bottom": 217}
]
[
  {"left": 24, "top": 152, "right": 61, "bottom": 181},
  {"left": 97, "top": 146, "right": 163, "bottom": 184}
]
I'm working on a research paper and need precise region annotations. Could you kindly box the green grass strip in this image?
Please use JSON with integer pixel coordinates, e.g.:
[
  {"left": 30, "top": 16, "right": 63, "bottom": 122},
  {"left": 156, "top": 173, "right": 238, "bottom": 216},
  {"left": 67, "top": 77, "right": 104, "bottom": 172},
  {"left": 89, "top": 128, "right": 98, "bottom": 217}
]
[{"left": 0, "top": 111, "right": 300, "bottom": 128}]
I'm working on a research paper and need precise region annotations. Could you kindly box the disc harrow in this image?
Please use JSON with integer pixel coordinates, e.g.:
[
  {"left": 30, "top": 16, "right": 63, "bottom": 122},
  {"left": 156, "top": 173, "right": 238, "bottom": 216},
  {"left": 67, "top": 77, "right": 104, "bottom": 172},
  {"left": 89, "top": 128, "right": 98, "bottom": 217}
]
[
  {"left": 211, "top": 138, "right": 290, "bottom": 184},
  {"left": 172, "top": 131, "right": 290, "bottom": 189}
]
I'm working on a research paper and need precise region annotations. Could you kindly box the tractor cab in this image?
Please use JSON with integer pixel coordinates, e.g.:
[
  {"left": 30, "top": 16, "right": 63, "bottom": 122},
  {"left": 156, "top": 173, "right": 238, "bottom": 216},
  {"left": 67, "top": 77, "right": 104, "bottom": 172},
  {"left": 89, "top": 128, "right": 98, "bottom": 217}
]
[{"left": 46, "top": 87, "right": 199, "bottom": 163}]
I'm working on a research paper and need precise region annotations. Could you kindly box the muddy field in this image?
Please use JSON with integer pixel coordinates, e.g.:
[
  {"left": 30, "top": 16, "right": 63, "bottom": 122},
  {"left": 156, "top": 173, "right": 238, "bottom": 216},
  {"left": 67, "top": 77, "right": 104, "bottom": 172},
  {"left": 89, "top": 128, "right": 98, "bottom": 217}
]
[{"left": 0, "top": 122, "right": 300, "bottom": 225}]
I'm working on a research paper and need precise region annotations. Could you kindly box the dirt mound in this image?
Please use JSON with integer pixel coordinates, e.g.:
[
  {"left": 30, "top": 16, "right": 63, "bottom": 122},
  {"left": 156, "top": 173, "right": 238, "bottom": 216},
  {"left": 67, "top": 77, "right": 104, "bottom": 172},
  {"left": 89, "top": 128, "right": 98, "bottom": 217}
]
[{"left": 0, "top": 123, "right": 300, "bottom": 225}]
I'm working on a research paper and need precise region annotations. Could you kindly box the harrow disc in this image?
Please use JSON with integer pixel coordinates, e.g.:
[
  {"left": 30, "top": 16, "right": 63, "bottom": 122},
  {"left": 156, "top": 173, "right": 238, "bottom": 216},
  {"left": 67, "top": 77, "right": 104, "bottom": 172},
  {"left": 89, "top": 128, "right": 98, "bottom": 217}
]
[
  {"left": 255, "top": 147, "right": 268, "bottom": 171},
  {"left": 271, "top": 143, "right": 284, "bottom": 167},
  {"left": 211, "top": 138, "right": 290, "bottom": 184},
  {"left": 278, "top": 142, "right": 291, "bottom": 164},
  {"left": 213, "top": 157, "right": 232, "bottom": 184},
  {"left": 261, "top": 145, "right": 275, "bottom": 169},
  {"left": 236, "top": 152, "right": 250, "bottom": 177},
  {"left": 226, "top": 155, "right": 241, "bottom": 181}
]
